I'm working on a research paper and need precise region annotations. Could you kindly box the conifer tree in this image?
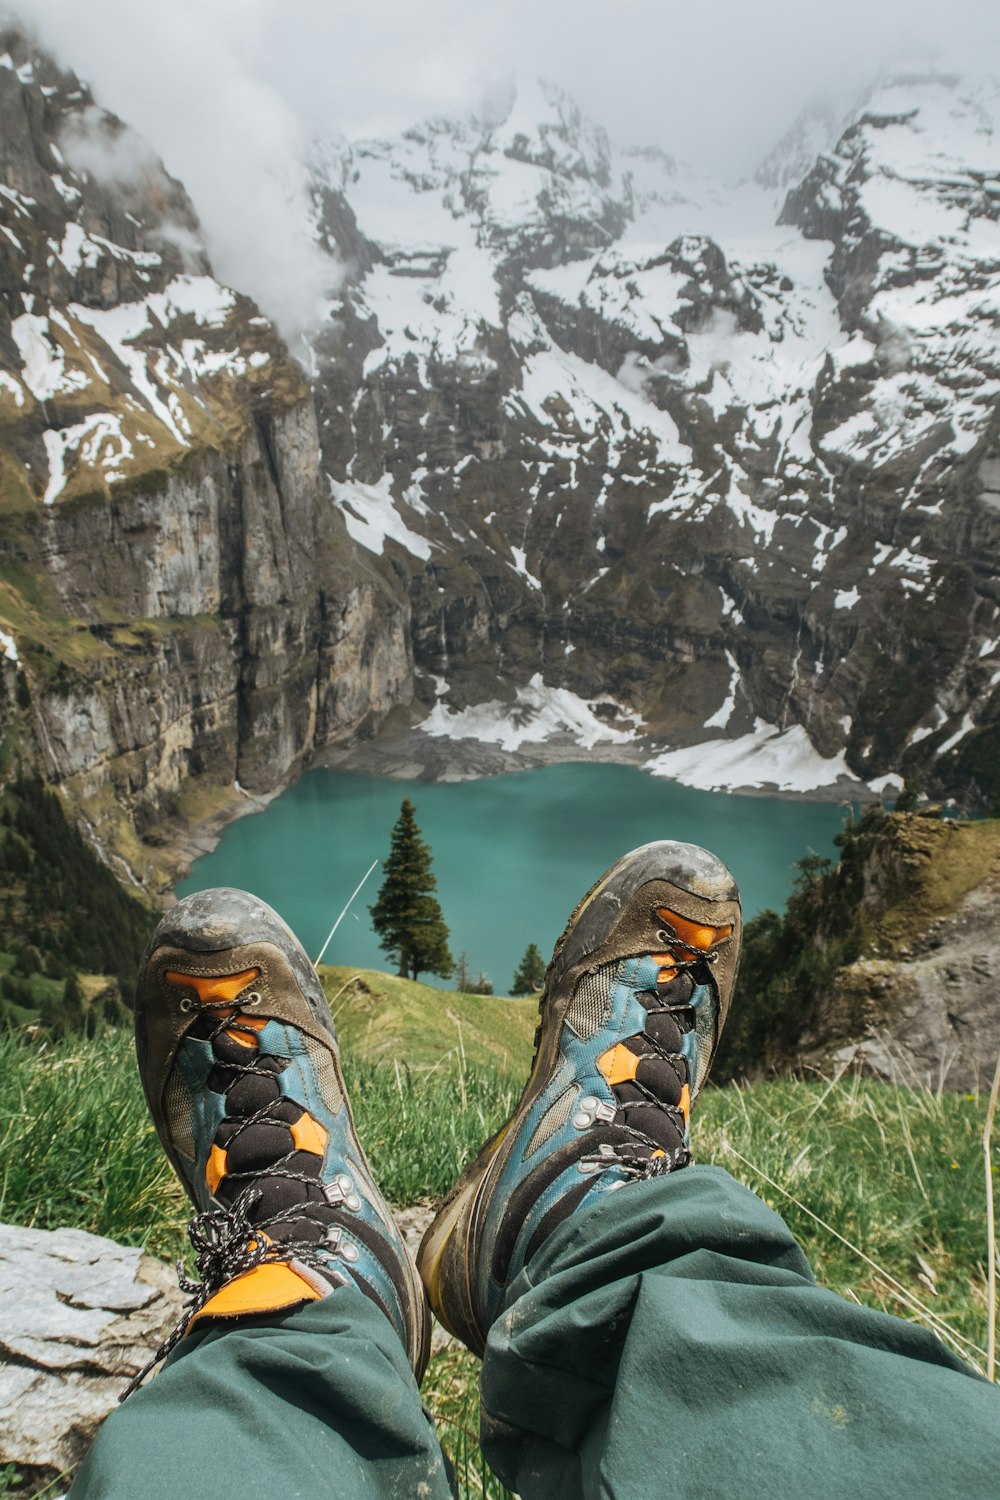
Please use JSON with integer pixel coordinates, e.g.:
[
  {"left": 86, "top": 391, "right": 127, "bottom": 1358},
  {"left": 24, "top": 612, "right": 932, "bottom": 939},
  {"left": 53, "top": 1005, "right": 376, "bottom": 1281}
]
[
  {"left": 454, "top": 952, "right": 473, "bottom": 992},
  {"left": 369, "top": 799, "right": 453, "bottom": 982},
  {"left": 511, "top": 942, "right": 546, "bottom": 995}
]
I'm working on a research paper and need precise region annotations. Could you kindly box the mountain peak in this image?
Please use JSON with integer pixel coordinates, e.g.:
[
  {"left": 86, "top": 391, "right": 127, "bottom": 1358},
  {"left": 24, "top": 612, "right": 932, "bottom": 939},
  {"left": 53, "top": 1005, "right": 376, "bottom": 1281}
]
[{"left": 487, "top": 75, "right": 612, "bottom": 187}]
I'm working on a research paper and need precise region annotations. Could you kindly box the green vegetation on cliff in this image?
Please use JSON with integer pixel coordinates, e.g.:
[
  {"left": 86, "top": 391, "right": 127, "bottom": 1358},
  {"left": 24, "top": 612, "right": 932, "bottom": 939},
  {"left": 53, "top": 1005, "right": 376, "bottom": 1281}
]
[
  {"left": 717, "top": 805, "right": 1000, "bottom": 1082},
  {"left": 0, "top": 775, "right": 152, "bottom": 1032}
]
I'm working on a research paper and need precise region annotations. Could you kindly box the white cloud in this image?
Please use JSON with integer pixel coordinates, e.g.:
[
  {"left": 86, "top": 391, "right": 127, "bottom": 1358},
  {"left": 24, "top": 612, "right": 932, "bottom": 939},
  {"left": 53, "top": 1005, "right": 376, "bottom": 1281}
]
[
  {"left": 255, "top": 0, "right": 1000, "bottom": 174},
  {"left": 13, "top": 0, "right": 339, "bottom": 345}
]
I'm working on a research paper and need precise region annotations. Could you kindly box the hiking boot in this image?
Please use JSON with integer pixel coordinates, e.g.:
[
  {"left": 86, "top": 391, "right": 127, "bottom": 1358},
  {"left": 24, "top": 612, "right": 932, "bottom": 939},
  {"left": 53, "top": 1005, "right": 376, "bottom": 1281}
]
[
  {"left": 417, "top": 841, "right": 741, "bottom": 1356},
  {"left": 130, "top": 887, "right": 429, "bottom": 1387}
]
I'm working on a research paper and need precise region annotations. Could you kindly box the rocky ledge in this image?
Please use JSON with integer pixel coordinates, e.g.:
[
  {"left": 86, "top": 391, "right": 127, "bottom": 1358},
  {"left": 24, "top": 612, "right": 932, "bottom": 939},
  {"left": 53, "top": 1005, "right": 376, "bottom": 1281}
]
[{"left": 0, "top": 1224, "right": 182, "bottom": 1479}]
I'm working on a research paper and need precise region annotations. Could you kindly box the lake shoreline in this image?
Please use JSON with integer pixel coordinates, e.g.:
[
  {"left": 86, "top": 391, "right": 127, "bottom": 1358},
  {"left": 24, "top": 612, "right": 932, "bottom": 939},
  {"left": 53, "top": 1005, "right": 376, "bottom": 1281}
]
[
  {"left": 161, "top": 722, "right": 878, "bottom": 905},
  {"left": 314, "top": 725, "right": 879, "bottom": 807}
]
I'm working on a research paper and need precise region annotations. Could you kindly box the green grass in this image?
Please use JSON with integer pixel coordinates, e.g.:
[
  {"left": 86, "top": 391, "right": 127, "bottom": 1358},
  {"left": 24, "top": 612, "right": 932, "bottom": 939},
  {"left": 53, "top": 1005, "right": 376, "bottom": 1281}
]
[
  {"left": 344, "top": 1057, "right": 520, "bottom": 1205},
  {"left": 0, "top": 1013, "right": 996, "bottom": 1499},
  {"left": 0, "top": 1029, "right": 186, "bottom": 1258},
  {"left": 322, "top": 966, "right": 537, "bottom": 1075},
  {"left": 698, "top": 1077, "right": 993, "bottom": 1363}
]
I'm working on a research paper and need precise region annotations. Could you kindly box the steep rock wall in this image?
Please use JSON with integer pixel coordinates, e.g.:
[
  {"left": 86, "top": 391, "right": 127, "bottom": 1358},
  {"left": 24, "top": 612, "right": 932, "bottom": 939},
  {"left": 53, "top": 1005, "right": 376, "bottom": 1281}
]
[{"left": 0, "top": 34, "right": 411, "bottom": 887}]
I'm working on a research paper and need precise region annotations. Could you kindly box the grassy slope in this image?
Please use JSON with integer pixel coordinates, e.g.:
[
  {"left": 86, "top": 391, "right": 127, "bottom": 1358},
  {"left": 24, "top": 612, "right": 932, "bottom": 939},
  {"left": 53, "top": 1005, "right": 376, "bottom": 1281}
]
[
  {"left": 868, "top": 813, "right": 1000, "bottom": 952},
  {"left": 321, "top": 965, "right": 537, "bottom": 1075}
]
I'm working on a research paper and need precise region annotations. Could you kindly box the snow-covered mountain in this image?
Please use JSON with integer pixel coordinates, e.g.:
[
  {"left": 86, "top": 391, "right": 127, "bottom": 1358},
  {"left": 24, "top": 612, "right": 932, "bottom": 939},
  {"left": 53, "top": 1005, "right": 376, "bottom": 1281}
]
[
  {"left": 1, "top": 33, "right": 998, "bottom": 852},
  {"left": 307, "top": 72, "right": 1000, "bottom": 804},
  {"left": 0, "top": 46, "right": 303, "bottom": 514}
]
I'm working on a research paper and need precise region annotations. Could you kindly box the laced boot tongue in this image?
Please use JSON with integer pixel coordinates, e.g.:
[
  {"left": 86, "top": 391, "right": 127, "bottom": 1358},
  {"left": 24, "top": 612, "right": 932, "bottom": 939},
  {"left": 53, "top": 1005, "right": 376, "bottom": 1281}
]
[
  {"left": 594, "top": 1033, "right": 691, "bottom": 1172},
  {"left": 164, "top": 965, "right": 348, "bottom": 1250},
  {"left": 210, "top": 1081, "right": 347, "bottom": 1249},
  {"left": 592, "top": 916, "right": 734, "bottom": 1174}
]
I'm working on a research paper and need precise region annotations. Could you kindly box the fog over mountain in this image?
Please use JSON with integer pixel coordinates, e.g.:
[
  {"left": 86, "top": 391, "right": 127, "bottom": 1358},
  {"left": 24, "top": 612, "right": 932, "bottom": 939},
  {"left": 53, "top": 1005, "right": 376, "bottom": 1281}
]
[{"left": 10, "top": 0, "right": 1000, "bottom": 339}]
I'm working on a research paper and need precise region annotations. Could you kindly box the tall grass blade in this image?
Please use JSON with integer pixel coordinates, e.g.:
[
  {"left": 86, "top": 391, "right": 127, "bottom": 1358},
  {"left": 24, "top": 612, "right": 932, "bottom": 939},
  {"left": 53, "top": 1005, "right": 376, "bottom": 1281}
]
[
  {"left": 722, "top": 1140, "right": 987, "bottom": 1369},
  {"left": 984, "top": 1051, "right": 1000, "bottom": 1381},
  {"left": 313, "top": 860, "right": 379, "bottom": 966}
]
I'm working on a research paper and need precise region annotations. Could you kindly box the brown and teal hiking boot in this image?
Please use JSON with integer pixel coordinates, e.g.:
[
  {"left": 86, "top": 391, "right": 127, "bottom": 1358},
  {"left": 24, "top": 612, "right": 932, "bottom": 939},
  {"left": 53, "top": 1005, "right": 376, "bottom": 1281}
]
[
  {"left": 127, "top": 887, "right": 429, "bottom": 1393},
  {"left": 417, "top": 841, "right": 741, "bottom": 1356}
]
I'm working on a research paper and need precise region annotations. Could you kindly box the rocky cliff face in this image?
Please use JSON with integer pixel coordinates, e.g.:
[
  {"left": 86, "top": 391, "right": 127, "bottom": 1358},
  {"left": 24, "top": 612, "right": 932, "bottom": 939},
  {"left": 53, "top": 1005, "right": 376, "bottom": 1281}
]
[
  {"left": 797, "top": 813, "right": 1000, "bottom": 1092},
  {"left": 0, "top": 32, "right": 408, "bottom": 886},
  {"left": 306, "top": 73, "right": 1000, "bottom": 805}
]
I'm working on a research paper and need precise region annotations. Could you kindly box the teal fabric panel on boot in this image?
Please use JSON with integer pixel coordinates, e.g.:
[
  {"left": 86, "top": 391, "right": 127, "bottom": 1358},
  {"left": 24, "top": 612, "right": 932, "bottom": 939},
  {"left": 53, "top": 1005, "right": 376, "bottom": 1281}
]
[
  {"left": 69, "top": 1290, "right": 452, "bottom": 1500},
  {"left": 480, "top": 1165, "right": 1000, "bottom": 1500}
]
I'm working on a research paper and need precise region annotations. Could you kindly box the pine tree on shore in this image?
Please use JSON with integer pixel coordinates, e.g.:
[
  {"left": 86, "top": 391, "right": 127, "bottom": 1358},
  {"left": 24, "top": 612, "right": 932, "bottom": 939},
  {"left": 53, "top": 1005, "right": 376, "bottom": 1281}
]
[
  {"left": 511, "top": 942, "right": 546, "bottom": 995},
  {"left": 369, "top": 799, "right": 453, "bottom": 982}
]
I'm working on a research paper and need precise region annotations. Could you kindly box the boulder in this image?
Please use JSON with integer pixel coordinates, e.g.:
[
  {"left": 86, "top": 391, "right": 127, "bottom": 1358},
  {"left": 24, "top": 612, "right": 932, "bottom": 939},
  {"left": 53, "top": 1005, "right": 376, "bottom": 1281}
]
[{"left": 0, "top": 1224, "right": 184, "bottom": 1476}]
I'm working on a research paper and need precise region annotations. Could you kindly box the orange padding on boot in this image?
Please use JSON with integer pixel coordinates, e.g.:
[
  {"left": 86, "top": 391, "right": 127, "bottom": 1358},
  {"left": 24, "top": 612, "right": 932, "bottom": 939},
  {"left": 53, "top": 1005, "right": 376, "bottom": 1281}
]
[
  {"left": 187, "top": 1263, "right": 323, "bottom": 1331},
  {"left": 165, "top": 967, "right": 261, "bottom": 1005},
  {"left": 206, "top": 1143, "right": 228, "bottom": 1197},
  {"left": 290, "top": 1113, "right": 329, "bottom": 1155},
  {"left": 222, "top": 1014, "right": 267, "bottom": 1050},
  {"left": 598, "top": 1042, "right": 641, "bottom": 1086},
  {"left": 656, "top": 910, "right": 733, "bottom": 954}
]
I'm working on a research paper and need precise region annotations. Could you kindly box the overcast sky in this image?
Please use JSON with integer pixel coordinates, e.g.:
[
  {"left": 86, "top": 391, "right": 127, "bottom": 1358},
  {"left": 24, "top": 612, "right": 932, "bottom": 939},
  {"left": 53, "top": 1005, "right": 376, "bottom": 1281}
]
[{"left": 9, "top": 0, "right": 1000, "bottom": 337}]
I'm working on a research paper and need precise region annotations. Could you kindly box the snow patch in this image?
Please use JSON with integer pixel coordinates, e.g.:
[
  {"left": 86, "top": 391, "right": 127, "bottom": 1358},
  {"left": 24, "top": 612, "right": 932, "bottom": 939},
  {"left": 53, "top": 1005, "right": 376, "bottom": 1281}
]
[
  {"left": 421, "top": 673, "right": 637, "bottom": 752},
  {"left": 42, "top": 415, "right": 135, "bottom": 504},
  {"left": 510, "top": 546, "right": 541, "bottom": 589},
  {"left": 67, "top": 285, "right": 239, "bottom": 445},
  {"left": 0, "top": 628, "right": 18, "bottom": 662},
  {"left": 704, "top": 650, "right": 740, "bottom": 730},
  {"left": 938, "top": 713, "right": 976, "bottom": 755},
  {"left": 869, "top": 773, "right": 904, "bottom": 794},
  {"left": 57, "top": 223, "right": 101, "bottom": 275},
  {"left": 330, "top": 474, "right": 432, "bottom": 561},
  {"left": 11, "top": 313, "right": 89, "bottom": 401},
  {"left": 646, "top": 721, "right": 852, "bottom": 793},
  {"left": 0, "top": 371, "right": 25, "bottom": 407}
]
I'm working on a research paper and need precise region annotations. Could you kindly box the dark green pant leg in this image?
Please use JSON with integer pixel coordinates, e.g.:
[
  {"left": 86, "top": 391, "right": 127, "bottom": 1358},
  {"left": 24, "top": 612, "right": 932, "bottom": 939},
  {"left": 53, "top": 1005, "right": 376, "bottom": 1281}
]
[
  {"left": 70, "top": 1289, "right": 452, "bottom": 1500},
  {"left": 480, "top": 1165, "right": 1000, "bottom": 1500}
]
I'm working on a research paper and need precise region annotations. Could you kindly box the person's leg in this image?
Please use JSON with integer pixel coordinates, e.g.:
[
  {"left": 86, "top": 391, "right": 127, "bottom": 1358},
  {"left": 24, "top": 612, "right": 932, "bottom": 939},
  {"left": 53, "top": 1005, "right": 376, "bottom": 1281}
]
[
  {"left": 71, "top": 888, "right": 451, "bottom": 1500},
  {"left": 73, "top": 1292, "right": 450, "bottom": 1500},
  {"left": 480, "top": 1167, "right": 1000, "bottom": 1499},
  {"left": 419, "top": 841, "right": 1000, "bottom": 1500}
]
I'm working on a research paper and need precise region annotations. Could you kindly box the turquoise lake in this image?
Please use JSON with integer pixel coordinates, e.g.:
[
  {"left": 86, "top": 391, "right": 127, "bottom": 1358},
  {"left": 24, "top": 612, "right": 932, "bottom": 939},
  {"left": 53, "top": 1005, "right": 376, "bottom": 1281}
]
[{"left": 176, "top": 764, "right": 849, "bottom": 992}]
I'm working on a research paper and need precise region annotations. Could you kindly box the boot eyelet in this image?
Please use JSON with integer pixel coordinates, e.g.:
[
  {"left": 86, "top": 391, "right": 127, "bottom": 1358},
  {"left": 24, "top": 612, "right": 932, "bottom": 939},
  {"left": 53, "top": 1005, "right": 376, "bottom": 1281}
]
[
  {"left": 243, "top": 990, "right": 262, "bottom": 1006},
  {"left": 178, "top": 996, "right": 197, "bottom": 1013}
]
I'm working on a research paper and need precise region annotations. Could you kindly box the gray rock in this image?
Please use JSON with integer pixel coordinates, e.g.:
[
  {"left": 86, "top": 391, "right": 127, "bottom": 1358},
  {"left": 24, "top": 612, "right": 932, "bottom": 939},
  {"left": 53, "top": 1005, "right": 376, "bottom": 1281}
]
[
  {"left": 0, "top": 1224, "right": 184, "bottom": 1474},
  {"left": 801, "top": 870, "right": 1000, "bottom": 1093}
]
